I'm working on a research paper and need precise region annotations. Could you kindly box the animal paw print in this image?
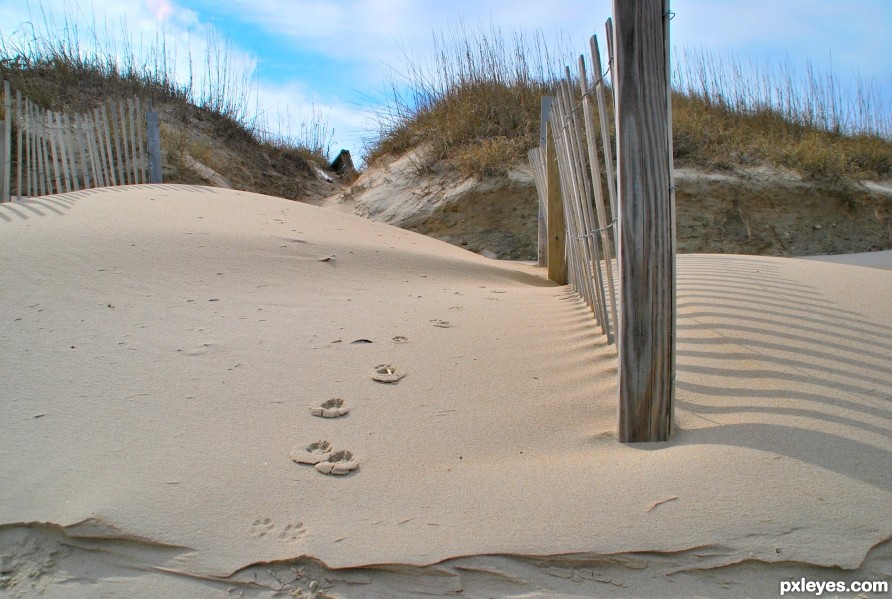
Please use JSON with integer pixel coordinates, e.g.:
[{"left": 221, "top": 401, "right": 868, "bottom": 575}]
[
  {"left": 279, "top": 522, "right": 307, "bottom": 542},
  {"left": 251, "top": 518, "right": 275, "bottom": 539},
  {"left": 372, "top": 364, "right": 404, "bottom": 383},
  {"left": 290, "top": 440, "right": 333, "bottom": 465},
  {"left": 310, "top": 397, "right": 349, "bottom": 418}
]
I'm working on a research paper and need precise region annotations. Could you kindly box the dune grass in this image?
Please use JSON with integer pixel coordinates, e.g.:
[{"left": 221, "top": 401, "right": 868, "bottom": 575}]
[
  {"left": 0, "top": 3, "right": 333, "bottom": 166},
  {"left": 673, "top": 47, "right": 892, "bottom": 180},
  {"left": 366, "top": 21, "right": 569, "bottom": 176},
  {"left": 368, "top": 23, "right": 892, "bottom": 182}
]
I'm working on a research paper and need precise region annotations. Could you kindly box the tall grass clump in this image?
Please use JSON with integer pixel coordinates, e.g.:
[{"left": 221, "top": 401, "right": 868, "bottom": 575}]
[
  {"left": 253, "top": 104, "right": 335, "bottom": 166},
  {"left": 0, "top": 2, "right": 335, "bottom": 166},
  {"left": 367, "top": 21, "right": 573, "bottom": 176},
  {"left": 368, "top": 22, "right": 892, "bottom": 183},
  {"left": 672, "top": 47, "right": 892, "bottom": 180}
]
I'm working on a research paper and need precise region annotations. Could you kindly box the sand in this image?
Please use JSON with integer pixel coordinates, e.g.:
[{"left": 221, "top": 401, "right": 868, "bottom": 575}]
[{"left": 1, "top": 185, "right": 890, "bottom": 598}]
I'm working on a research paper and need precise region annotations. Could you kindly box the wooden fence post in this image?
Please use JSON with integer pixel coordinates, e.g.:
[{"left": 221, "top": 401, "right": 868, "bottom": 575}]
[
  {"left": 15, "top": 90, "right": 23, "bottom": 199},
  {"left": 146, "top": 108, "right": 162, "bottom": 184},
  {"left": 0, "top": 118, "right": 6, "bottom": 202},
  {"left": 613, "top": 0, "right": 675, "bottom": 442},
  {"left": 545, "top": 120, "right": 567, "bottom": 285},
  {"left": 538, "top": 96, "right": 554, "bottom": 267},
  {"left": 2, "top": 80, "right": 10, "bottom": 202}
]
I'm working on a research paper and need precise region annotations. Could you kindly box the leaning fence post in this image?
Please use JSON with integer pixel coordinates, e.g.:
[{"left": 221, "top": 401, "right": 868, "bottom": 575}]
[
  {"left": 613, "top": 0, "right": 676, "bottom": 443},
  {"left": 545, "top": 120, "right": 567, "bottom": 285},
  {"left": 146, "top": 107, "right": 162, "bottom": 184}
]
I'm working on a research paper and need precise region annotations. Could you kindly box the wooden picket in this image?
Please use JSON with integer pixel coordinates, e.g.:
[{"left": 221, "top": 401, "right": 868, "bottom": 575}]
[
  {"left": 0, "top": 81, "right": 163, "bottom": 201},
  {"left": 528, "top": 0, "right": 676, "bottom": 442}
]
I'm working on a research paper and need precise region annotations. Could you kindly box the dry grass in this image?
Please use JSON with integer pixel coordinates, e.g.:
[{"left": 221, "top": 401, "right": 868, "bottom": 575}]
[
  {"left": 367, "top": 21, "right": 570, "bottom": 176},
  {"left": 673, "top": 93, "right": 892, "bottom": 180},
  {"left": 0, "top": 3, "right": 334, "bottom": 172},
  {"left": 673, "top": 47, "right": 892, "bottom": 181},
  {"left": 367, "top": 24, "right": 892, "bottom": 183}
]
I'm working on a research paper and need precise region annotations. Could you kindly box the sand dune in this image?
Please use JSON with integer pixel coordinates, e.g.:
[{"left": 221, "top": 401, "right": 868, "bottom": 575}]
[{"left": 1, "top": 185, "right": 890, "bottom": 598}]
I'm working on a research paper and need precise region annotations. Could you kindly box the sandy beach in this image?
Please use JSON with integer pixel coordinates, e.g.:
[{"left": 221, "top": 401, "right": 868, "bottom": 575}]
[{"left": 1, "top": 185, "right": 890, "bottom": 598}]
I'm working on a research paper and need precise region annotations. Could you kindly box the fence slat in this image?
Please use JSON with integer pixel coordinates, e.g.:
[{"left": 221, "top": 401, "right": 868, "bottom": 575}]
[
  {"left": 2, "top": 81, "right": 11, "bottom": 202},
  {"left": 591, "top": 35, "right": 618, "bottom": 221},
  {"left": 552, "top": 92, "right": 588, "bottom": 301},
  {"left": 545, "top": 120, "right": 567, "bottom": 285},
  {"left": 64, "top": 112, "right": 81, "bottom": 191},
  {"left": 48, "top": 111, "right": 64, "bottom": 194},
  {"left": 90, "top": 105, "right": 108, "bottom": 187},
  {"left": 38, "top": 105, "right": 50, "bottom": 196},
  {"left": 15, "top": 90, "right": 23, "bottom": 199},
  {"left": 24, "top": 99, "right": 31, "bottom": 197},
  {"left": 127, "top": 98, "right": 139, "bottom": 184},
  {"left": 110, "top": 101, "right": 126, "bottom": 185},
  {"left": 57, "top": 112, "right": 73, "bottom": 193},
  {"left": 579, "top": 54, "right": 618, "bottom": 342},
  {"left": 563, "top": 70, "right": 610, "bottom": 334},
  {"left": 135, "top": 97, "right": 147, "bottom": 184},
  {"left": 559, "top": 94, "right": 590, "bottom": 302},
  {"left": 146, "top": 109, "right": 162, "bottom": 183},
  {"left": 31, "top": 101, "right": 39, "bottom": 196},
  {"left": 86, "top": 112, "right": 102, "bottom": 186},
  {"left": 73, "top": 113, "right": 90, "bottom": 189},
  {"left": 100, "top": 104, "right": 117, "bottom": 186},
  {"left": 552, "top": 86, "right": 585, "bottom": 300},
  {"left": 118, "top": 99, "right": 132, "bottom": 184},
  {"left": 538, "top": 97, "right": 554, "bottom": 267},
  {"left": 0, "top": 116, "right": 6, "bottom": 202},
  {"left": 664, "top": 0, "right": 678, "bottom": 424}
]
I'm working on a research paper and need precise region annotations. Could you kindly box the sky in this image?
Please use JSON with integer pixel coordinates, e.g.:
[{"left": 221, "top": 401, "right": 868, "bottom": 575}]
[{"left": 1, "top": 0, "right": 891, "bottom": 162}]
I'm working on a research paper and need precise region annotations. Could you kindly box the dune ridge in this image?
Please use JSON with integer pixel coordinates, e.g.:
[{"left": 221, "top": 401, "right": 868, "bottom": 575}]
[{"left": 1, "top": 185, "right": 890, "bottom": 598}]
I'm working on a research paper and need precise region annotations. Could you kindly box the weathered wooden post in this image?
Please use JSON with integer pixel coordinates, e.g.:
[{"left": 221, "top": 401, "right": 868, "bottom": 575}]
[
  {"left": 545, "top": 119, "right": 567, "bottom": 285},
  {"left": 613, "top": 0, "right": 676, "bottom": 442},
  {"left": 538, "top": 96, "right": 554, "bottom": 268},
  {"left": 146, "top": 108, "right": 162, "bottom": 184},
  {"left": 1, "top": 80, "right": 10, "bottom": 202}
]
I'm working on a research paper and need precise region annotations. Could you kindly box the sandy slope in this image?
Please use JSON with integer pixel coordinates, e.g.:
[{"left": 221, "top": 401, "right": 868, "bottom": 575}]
[{"left": 0, "top": 185, "right": 890, "bottom": 598}]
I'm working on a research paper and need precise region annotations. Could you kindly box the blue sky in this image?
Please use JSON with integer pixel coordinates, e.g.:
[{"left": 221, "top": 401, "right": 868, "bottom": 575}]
[{"left": 2, "top": 0, "right": 891, "bottom": 161}]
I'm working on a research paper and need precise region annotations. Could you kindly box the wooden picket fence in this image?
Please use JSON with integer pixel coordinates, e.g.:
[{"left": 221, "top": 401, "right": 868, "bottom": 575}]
[
  {"left": 528, "top": 26, "right": 620, "bottom": 346},
  {"left": 530, "top": 0, "right": 675, "bottom": 442},
  {"left": 0, "top": 79, "right": 162, "bottom": 202}
]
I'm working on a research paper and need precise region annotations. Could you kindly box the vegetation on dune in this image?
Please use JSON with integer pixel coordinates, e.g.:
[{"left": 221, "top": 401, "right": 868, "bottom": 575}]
[
  {"left": 673, "top": 47, "right": 892, "bottom": 181},
  {"left": 0, "top": 5, "right": 336, "bottom": 199},
  {"left": 367, "top": 22, "right": 567, "bottom": 176},
  {"left": 2, "top": 7, "right": 890, "bottom": 191},
  {"left": 368, "top": 22, "right": 892, "bottom": 183}
]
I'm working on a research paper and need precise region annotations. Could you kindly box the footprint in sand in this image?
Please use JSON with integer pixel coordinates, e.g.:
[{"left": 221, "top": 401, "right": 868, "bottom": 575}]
[
  {"left": 251, "top": 518, "right": 275, "bottom": 539},
  {"left": 314, "top": 450, "right": 358, "bottom": 475},
  {"left": 290, "top": 441, "right": 332, "bottom": 465},
  {"left": 372, "top": 364, "right": 405, "bottom": 383},
  {"left": 430, "top": 319, "right": 452, "bottom": 328},
  {"left": 279, "top": 522, "right": 307, "bottom": 542},
  {"left": 310, "top": 398, "right": 349, "bottom": 418},
  {"left": 392, "top": 335, "right": 408, "bottom": 343}
]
